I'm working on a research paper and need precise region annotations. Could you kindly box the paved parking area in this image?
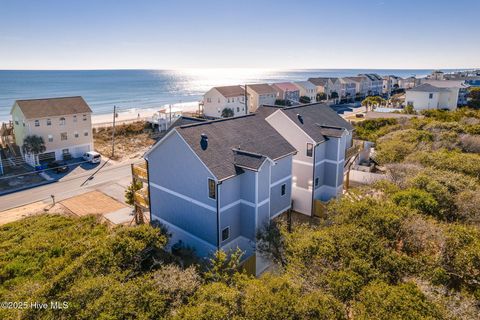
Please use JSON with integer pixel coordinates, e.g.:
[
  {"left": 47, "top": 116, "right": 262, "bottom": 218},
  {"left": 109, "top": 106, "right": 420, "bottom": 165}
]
[{"left": 41, "top": 157, "right": 111, "bottom": 181}]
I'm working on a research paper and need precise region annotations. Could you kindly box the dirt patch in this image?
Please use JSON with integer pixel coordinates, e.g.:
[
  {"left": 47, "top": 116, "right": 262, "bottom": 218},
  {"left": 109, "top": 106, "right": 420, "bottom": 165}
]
[
  {"left": 60, "top": 190, "right": 126, "bottom": 216},
  {"left": 93, "top": 121, "right": 156, "bottom": 161},
  {"left": 0, "top": 201, "right": 72, "bottom": 226}
]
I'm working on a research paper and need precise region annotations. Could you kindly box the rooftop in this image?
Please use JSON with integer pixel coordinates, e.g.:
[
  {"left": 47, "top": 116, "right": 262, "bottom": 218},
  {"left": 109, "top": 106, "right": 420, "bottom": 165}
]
[
  {"left": 408, "top": 83, "right": 448, "bottom": 92},
  {"left": 12, "top": 96, "right": 92, "bottom": 119},
  {"left": 271, "top": 82, "right": 300, "bottom": 92},
  {"left": 175, "top": 114, "right": 296, "bottom": 180},
  {"left": 260, "top": 103, "right": 354, "bottom": 143},
  {"left": 214, "top": 85, "right": 245, "bottom": 98},
  {"left": 247, "top": 83, "right": 276, "bottom": 95}
]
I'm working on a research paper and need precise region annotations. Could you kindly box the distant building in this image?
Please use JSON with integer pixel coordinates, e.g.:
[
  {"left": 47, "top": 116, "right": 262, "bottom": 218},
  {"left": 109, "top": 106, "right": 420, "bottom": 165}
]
[
  {"left": 383, "top": 75, "right": 402, "bottom": 95},
  {"left": 357, "top": 74, "right": 383, "bottom": 96},
  {"left": 346, "top": 76, "right": 369, "bottom": 99},
  {"left": 337, "top": 78, "right": 357, "bottom": 101},
  {"left": 145, "top": 114, "right": 296, "bottom": 274},
  {"left": 405, "top": 83, "right": 463, "bottom": 110},
  {"left": 308, "top": 77, "right": 329, "bottom": 94},
  {"left": 271, "top": 82, "right": 300, "bottom": 104},
  {"left": 293, "top": 81, "right": 317, "bottom": 103},
  {"left": 246, "top": 84, "right": 277, "bottom": 112},
  {"left": 10, "top": 96, "right": 93, "bottom": 166},
  {"left": 203, "top": 85, "right": 246, "bottom": 118},
  {"left": 399, "top": 77, "right": 417, "bottom": 90},
  {"left": 428, "top": 70, "right": 445, "bottom": 80}
]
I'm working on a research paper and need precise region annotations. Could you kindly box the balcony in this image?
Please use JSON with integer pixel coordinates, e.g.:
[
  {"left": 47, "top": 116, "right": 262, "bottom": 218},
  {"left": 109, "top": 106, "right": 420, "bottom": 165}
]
[
  {"left": 134, "top": 188, "right": 149, "bottom": 209},
  {"left": 132, "top": 162, "right": 148, "bottom": 182}
]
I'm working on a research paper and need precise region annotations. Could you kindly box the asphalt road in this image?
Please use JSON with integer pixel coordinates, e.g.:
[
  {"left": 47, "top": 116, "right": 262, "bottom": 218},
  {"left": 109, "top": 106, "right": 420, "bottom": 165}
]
[{"left": 0, "top": 159, "right": 139, "bottom": 212}]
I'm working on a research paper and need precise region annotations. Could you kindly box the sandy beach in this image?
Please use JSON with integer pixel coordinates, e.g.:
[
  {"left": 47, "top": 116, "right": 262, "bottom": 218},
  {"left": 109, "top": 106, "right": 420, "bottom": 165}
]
[{"left": 92, "top": 101, "right": 200, "bottom": 127}]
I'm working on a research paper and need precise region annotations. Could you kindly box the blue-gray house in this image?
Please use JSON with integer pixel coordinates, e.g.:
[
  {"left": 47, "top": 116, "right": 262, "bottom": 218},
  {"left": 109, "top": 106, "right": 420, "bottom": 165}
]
[{"left": 145, "top": 114, "right": 296, "bottom": 274}]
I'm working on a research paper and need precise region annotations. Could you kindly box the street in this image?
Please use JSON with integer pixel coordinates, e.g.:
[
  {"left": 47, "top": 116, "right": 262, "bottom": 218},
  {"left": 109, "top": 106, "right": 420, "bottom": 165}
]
[{"left": 0, "top": 159, "right": 140, "bottom": 212}]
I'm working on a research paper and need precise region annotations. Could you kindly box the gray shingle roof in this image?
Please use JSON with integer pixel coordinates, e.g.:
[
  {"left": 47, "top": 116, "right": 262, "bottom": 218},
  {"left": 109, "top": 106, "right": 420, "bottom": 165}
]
[
  {"left": 176, "top": 114, "right": 296, "bottom": 180},
  {"left": 259, "top": 103, "right": 354, "bottom": 143},
  {"left": 408, "top": 83, "right": 447, "bottom": 92},
  {"left": 13, "top": 96, "right": 92, "bottom": 119}
]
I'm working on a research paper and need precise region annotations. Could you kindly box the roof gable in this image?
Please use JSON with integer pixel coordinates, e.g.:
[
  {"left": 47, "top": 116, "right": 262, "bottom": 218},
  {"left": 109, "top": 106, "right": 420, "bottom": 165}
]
[
  {"left": 12, "top": 96, "right": 92, "bottom": 119},
  {"left": 214, "top": 85, "right": 245, "bottom": 98}
]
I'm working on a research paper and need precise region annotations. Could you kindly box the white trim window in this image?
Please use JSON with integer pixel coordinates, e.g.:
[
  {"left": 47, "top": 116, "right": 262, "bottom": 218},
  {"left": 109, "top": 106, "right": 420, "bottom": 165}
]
[
  {"left": 73, "top": 115, "right": 77, "bottom": 122},
  {"left": 59, "top": 117, "right": 66, "bottom": 126},
  {"left": 221, "top": 226, "right": 230, "bottom": 241},
  {"left": 281, "top": 183, "right": 286, "bottom": 196},
  {"left": 48, "top": 134, "right": 53, "bottom": 142},
  {"left": 84, "top": 131, "right": 89, "bottom": 137},
  {"left": 74, "top": 131, "right": 79, "bottom": 138},
  {"left": 34, "top": 120, "right": 40, "bottom": 127},
  {"left": 306, "top": 143, "right": 313, "bottom": 157},
  {"left": 208, "top": 178, "right": 216, "bottom": 199},
  {"left": 61, "top": 132, "right": 67, "bottom": 141},
  {"left": 46, "top": 118, "right": 51, "bottom": 126}
]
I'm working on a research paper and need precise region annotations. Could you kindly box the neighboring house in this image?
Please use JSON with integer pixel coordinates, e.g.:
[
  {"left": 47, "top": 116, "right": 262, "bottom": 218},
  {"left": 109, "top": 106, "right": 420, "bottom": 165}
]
[
  {"left": 308, "top": 77, "right": 329, "bottom": 94},
  {"left": 405, "top": 83, "right": 459, "bottom": 110},
  {"left": 145, "top": 114, "right": 296, "bottom": 274},
  {"left": 421, "top": 80, "right": 470, "bottom": 106},
  {"left": 337, "top": 78, "right": 357, "bottom": 101},
  {"left": 271, "top": 82, "right": 301, "bottom": 104},
  {"left": 203, "top": 85, "right": 246, "bottom": 118},
  {"left": 293, "top": 81, "right": 317, "bottom": 102},
  {"left": 358, "top": 74, "right": 383, "bottom": 96},
  {"left": 10, "top": 96, "right": 93, "bottom": 166},
  {"left": 399, "top": 76, "right": 417, "bottom": 90},
  {"left": 346, "top": 76, "right": 368, "bottom": 99},
  {"left": 383, "top": 75, "right": 401, "bottom": 95},
  {"left": 246, "top": 84, "right": 277, "bottom": 112},
  {"left": 259, "top": 103, "right": 354, "bottom": 215},
  {"left": 428, "top": 70, "right": 445, "bottom": 80}
]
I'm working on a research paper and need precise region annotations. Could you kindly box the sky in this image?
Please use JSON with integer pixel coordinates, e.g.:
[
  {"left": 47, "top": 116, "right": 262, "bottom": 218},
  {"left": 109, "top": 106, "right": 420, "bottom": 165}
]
[{"left": 0, "top": 0, "right": 479, "bottom": 70}]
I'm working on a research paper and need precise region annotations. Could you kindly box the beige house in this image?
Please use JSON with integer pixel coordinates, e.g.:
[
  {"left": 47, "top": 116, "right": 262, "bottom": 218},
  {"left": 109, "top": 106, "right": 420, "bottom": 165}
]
[
  {"left": 246, "top": 84, "right": 276, "bottom": 112},
  {"left": 11, "top": 96, "right": 93, "bottom": 165},
  {"left": 293, "top": 81, "right": 317, "bottom": 102},
  {"left": 202, "top": 85, "right": 246, "bottom": 118}
]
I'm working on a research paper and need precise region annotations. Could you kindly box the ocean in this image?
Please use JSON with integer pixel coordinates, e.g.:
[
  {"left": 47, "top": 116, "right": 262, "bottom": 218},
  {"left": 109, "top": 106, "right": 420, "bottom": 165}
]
[{"left": 0, "top": 68, "right": 465, "bottom": 122}]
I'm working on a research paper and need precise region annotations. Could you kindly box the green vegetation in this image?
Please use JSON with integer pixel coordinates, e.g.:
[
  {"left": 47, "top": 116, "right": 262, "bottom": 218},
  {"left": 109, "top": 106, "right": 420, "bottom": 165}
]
[
  {"left": 361, "top": 95, "right": 386, "bottom": 111},
  {"left": 221, "top": 107, "right": 234, "bottom": 118},
  {"left": 468, "top": 87, "right": 480, "bottom": 109},
  {"left": 316, "top": 92, "right": 327, "bottom": 102},
  {"left": 125, "top": 180, "right": 143, "bottom": 205},
  {"left": 299, "top": 95, "right": 311, "bottom": 104},
  {"left": 1, "top": 108, "right": 480, "bottom": 319}
]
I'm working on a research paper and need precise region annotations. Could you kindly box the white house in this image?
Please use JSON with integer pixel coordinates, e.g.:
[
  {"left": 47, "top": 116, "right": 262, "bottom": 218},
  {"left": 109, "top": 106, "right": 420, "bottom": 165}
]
[
  {"left": 10, "top": 96, "right": 94, "bottom": 166},
  {"left": 246, "top": 84, "right": 277, "bottom": 112},
  {"left": 405, "top": 83, "right": 459, "bottom": 111},
  {"left": 203, "top": 85, "right": 246, "bottom": 118},
  {"left": 293, "top": 81, "right": 317, "bottom": 103},
  {"left": 421, "top": 80, "right": 470, "bottom": 106}
]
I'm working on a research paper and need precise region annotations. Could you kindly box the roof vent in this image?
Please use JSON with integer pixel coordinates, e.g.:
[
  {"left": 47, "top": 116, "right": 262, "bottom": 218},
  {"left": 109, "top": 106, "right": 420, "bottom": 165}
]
[
  {"left": 200, "top": 133, "right": 208, "bottom": 150},
  {"left": 297, "top": 114, "right": 304, "bottom": 124}
]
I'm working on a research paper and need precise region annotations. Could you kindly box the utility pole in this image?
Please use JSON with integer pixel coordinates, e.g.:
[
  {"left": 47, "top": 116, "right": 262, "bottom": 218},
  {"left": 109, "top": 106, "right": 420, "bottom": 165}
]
[
  {"left": 169, "top": 104, "right": 172, "bottom": 129},
  {"left": 244, "top": 84, "right": 248, "bottom": 115},
  {"left": 112, "top": 105, "right": 117, "bottom": 158}
]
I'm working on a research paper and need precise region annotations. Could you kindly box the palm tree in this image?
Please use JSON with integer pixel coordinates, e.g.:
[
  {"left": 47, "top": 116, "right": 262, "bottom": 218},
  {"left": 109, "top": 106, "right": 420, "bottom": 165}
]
[
  {"left": 22, "top": 135, "right": 46, "bottom": 165},
  {"left": 361, "top": 96, "right": 386, "bottom": 112},
  {"left": 221, "top": 108, "right": 234, "bottom": 118}
]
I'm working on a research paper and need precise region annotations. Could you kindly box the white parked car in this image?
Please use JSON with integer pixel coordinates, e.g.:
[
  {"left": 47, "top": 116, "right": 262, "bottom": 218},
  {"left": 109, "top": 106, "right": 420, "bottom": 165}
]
[{"left": 83, "top": 151, "right": 101, "bottom": 164}]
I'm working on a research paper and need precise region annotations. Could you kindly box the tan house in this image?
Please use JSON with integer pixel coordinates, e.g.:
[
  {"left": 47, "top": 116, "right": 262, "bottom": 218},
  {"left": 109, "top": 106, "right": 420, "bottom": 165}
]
[
  {"left": 246, "top": 84, "right": 276, "bottom": 112},
  {"left": 202, "top": 85, "right": 246, "bottom": 118},
  {"left": 11, "top": 96, "right": 93, "bottom": 165}
]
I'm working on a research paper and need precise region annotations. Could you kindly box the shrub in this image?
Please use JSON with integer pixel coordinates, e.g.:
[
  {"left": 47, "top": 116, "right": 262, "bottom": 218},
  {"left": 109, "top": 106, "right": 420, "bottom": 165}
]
[
  {"left": 352, "top": 281, "right": 447, "bottom": 320},
  {"left": 460, "top": 134, "right": 480, "bottom": 153},
  {"left": 392, "top": 188, "right": 439, "bottom": 217}
]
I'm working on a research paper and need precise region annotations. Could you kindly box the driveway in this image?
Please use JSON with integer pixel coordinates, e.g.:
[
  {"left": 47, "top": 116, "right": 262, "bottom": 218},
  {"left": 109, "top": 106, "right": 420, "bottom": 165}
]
[{"left": 40, "top": 157, "right": 111, "bottom": 181}]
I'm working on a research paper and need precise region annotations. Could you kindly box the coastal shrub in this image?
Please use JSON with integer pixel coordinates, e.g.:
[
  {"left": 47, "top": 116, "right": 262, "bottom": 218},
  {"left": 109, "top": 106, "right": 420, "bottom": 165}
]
[
  {"left": 406, "top": 149, "right": 480, "bottom": 178},
  {"left": 460, "top": 134, "right": 480, "bottom": 153},
  {"left": 392, "top": 188, "right": 438, "bottom": 217},
  {"left": 353, "top": 118, "right": 398, "bottom": 141},
  {"left": 352, "top": 281, "right": 447, "bottom": 320}
]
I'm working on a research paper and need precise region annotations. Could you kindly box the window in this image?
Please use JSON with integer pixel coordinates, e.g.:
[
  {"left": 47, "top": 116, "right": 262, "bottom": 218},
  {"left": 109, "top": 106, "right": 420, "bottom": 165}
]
[
  {"left": 222, "top": 227, "right": 230, "bottom": 241},
  {"left": 315, "top": 177, "right": 319, "bottom": 187},
  {"left": 74, "top": 132, "right": 79, "bottom": 138},
  {"left": 83, "top": 114, "right": 87, "bottom": 121},
  {"left": 306, "top": 143, "right": 313, "bottom": 157},
  {"left": 207, "top": 98, "right": 211, "bottom": 103},
  {"left": 48, "top": 134, "right": 53, "bottom": 142},
  {"left": 429, "top": 93, "right": 433, "bottom": 99},
  {"left": 62, "top": 149, "right": 69, "bottom": 155},
  {"left": 73, "top": 115, "right": 77, "bottom": 122},
  {"left": 47, "top": 118, "right": 51, "bottom": 126},
  {"left": 237, "top": 107, "right": 240, "bottom": 112},
  {"left": 34, "top": 120, "right": 40, "bottom": 127},
  {"left": 59, "top": 117, "right": 66, "bottom": 126},
  {"left": 14, "top": 119, "right": 19, "bottom": 125},
  {"left": 208, "top": 178, "right": 216, "bottom": 199},
  {"left": 61, "top": 132, "right": 67, "bottom": 141},
  {"left": 84, "top": 131, "right": 89, "bottom": 137},
  {"left": 281, "top": 184, "right": 286, "bottom": 196}
]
